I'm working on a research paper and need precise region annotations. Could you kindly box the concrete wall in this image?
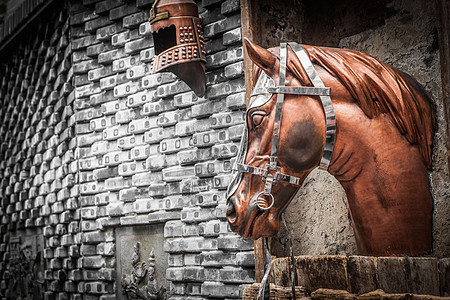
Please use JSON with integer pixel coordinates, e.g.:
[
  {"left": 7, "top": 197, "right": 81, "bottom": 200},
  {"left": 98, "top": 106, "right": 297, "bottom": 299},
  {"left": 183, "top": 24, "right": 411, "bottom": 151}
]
[{"left": 0, "top": 0, "right": 253, "bottom": 298}]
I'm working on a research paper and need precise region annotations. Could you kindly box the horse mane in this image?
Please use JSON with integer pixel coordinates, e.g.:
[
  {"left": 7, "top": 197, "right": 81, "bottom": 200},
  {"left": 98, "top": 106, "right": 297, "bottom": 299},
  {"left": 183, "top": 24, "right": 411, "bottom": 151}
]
[{"left": 254, "top": 45, "right": 435, "bottom": 169}]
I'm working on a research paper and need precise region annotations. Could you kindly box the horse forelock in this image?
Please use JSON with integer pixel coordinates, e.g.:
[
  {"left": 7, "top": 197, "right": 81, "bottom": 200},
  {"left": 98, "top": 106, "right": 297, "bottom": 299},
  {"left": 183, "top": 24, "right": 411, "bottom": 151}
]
[{"left": 251, "top": 44, "right": 434, "bottom": 169}]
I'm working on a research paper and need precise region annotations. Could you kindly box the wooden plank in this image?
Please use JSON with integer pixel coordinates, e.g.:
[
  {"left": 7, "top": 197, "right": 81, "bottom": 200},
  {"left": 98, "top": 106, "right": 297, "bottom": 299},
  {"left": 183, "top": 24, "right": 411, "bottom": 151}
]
[
  {"left": 240, "top": 0, "right": 264, "bottom": 282},
  {"left": 435, "top": 0, "right": 450, "bottom": 171},
  {"left": 240, "top": 0, "right": 261, "bottom": 105}
]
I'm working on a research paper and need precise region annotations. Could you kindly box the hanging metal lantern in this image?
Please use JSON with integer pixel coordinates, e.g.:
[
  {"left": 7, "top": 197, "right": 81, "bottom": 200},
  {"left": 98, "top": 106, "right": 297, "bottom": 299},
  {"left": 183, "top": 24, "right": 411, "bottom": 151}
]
[{"left": 150, "top": 0, "right": 206, "bottom": 97}]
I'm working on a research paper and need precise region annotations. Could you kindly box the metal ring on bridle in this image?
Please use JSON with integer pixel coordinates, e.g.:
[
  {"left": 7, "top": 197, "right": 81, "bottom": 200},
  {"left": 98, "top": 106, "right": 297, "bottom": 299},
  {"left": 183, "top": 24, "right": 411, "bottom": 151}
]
[{"left": 256, "top": 192, "right": 274, "bottom": 210}]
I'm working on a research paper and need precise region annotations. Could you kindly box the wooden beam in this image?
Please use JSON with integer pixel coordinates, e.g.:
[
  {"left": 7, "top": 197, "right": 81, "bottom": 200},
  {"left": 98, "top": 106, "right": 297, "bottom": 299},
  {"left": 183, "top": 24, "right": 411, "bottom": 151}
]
[
  {"left": 435, "top": 0, "right": 450, "bottom": 171},
  {"left": 240, "top": 0, "right": 261, "bottom": 105},
  {"left": 240, "top": 0, "right": 264, "bottom": 282}
]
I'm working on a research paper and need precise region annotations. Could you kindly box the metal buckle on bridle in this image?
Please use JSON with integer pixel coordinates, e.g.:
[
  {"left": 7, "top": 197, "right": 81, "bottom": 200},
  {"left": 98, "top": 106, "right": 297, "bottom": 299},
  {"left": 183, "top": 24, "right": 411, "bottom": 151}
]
[{"left": 255, "top": 164, "right": 279, "bottom": 210}]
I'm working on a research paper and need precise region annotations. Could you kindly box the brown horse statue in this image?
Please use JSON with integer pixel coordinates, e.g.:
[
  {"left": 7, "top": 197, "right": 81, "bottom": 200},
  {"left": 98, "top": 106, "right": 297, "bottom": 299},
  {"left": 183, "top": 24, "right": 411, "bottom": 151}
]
[{"left": 226, "top": 38, "right": 434, "bottom": 256}]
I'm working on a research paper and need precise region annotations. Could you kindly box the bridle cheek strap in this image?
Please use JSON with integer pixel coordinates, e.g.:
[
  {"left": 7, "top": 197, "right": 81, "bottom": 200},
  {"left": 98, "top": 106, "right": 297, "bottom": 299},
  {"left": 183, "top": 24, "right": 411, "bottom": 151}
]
[{"left": 233, "top": 42, "right": 336, "bottom": 210}]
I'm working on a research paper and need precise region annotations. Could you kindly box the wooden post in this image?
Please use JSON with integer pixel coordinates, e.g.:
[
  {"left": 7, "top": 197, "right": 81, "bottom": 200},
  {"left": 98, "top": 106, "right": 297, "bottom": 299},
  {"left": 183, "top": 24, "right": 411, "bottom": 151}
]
[
  {"left": 240, "top": 0, "right": 261, "bottom": 105},
  {"left": 435, "top": 0, "right": 450, "bottom": 172},
  {"left": 240, "top": 0, "right": 264, "bottom": 282}
]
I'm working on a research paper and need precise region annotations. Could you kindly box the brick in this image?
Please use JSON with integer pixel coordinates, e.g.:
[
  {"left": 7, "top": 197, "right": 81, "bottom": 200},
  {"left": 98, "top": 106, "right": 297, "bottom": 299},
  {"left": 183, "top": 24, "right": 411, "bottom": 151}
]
[
  {"left": 181, "top": 207, "right": 216, "bottom": 223},
  {"left": 91, "top": 140, "right": 119, "bottom": 156},
  {"left": 155, "top": 81, "right": 191, "bottom": 98},
  {"left": 127, "top": 90, "right": 155, "bottom": 108},
  {"left": 112, "top": 55, "right": 139, "bottom": 72},
  {"left": 162, "top": 166, "right": 196, "bottom": 182},
  {"left": 82, "top": 230, "right": 114, "bottom": 244},
  {"left": 87, "top": 42, "right": 113, "bottom": 57},
  {"left": 128, "top": 117, "right": 157, "bottom": 134},
  {"left": 115, "top": 108, "right": 138, "bottom": 124},
  {"left": 111, "top": 30, "right": 130, "bottom": 46},
  {"left": 201, "top": 282, "right": 243, "bottom": 298},
  {"left": 95, "top": 0, "right": 124, "bottom": 15},
  {"left": 164, "top": 237, "right": 218, "bottom": 253},
  {"left": 93, "top": 167, "right": 119, "bottom": 181},
  {"left": 85, "top": 16, "right": 114, "bottom": 33},
  {"left": 224, "top": 61, "right": 244, "bottom": 79},
  {"left": 102, "top": 124, "right": 129, "bottom": 140},
  {"left": 141, "top": 73, "right": 174, "bottom": 89},
  {"left": 226, "top": 92, "right": 246, "bottom": 110},
  {"left": 223, "top": 27, "right": 242, "bottom": 46},
  {"left": 191, "top": 99, "right": 226, "bottom": 118},
  {"left": 220, "top": 267, "right": 255, "bottom": 283},
  {"left": 192, "top": 130, "right": 228, "bottom": 147},
  {"left": 126, "top": 65, "right": 151, "bottom": 81},
  {"left": 118, "top": 161, "right": 146, "bottom": 176},
  {"left": 91, "top": 90, "right": 114, "bottom": 106},
  {"left": 236, "top": 251, "right": 255, "bottom": 267},
  {"left": 201, "top": 251, "right": 236, "bottom": 267},
  {"left": 164, "top": 195, "right": 190, "bottom": 210},
  {"left": 75, "top": 83, "right": 101, "bottom": 98},
  {"left": 177, "top": 147, "right": 213, "bottom": 165},
  {"left": 110, "top": 4, "right": 140, "bottom": 21},
  {"left": 139, "top": 47, "right": 155, "bottom": 62},
  {"left": 103, "top": 151, "right": 131, "bottom": 166},
  {"left": 144, "top": 127, "right": 175, "bottom": 144},
  {"left": 212, "top": 142, "right": 239, "bottom": 159},
  {"left": 217, "top": 235, "right": 254, "bottom": 251},
  {"left": 95, "top": 192, "right": 118, "bottom": 206},
  {"left": 130, "top": 145, "right": 150, "bottom": 160},
  {"left": 88, "top": 65, "right": 114, "bottom": 82},
  {"left": 90, "top": 115, "right": 116, "bottom": 132},
  {"left": 139, "top": 22, "right": 152, "bottom": 36},
  {"left": 72, "top": 35, "right": 98, "bottom": 50},
  {"left": 228, "top": 123, "right": 245, "bottom": 141},
  {"left": 114, "top": 81, "right": 139, "bottom": 97},
  {"left": 148, "top": 210, "right": 181, "bottom": 223},
  {"left": 221, "top": 0, "right": 240, "bottom": 15},
  {"left": 105, "top": 176, "right": 131, "bottom": 191},
  {"left": 136, "top": 0, "right": 154, "bottom": 8},
  {"left": 80, "top": 181, "right": 105, "bottom": 195},
  {"left": 166, "top": 267, "right": 185, "bottom": 282},
  {"left": 100, "top": 73, "right": 127, "bottom": 90},
  {"left": 204, "top": 14, "right": 241, "bottom": 38},
  {"left": 125, "top": 37, "right": 152, "bottom": 54},
  {"left": 175, "top": 119, "right": 210, "bottom": 137},
  {"left": 98, "top": 48, "right": 126, "bottom": 65},
  {"left": 123, "top": 12, "right": 146, "bottom": 29},
  {"left": 142, "top": 99, "right": 175, "bottom": 116}
]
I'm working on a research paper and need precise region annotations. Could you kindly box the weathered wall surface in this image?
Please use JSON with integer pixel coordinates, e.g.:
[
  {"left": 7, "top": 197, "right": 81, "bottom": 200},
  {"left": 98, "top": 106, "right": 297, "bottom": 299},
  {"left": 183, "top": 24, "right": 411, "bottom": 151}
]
[
  {"left": 278, "top": 0, "right": 449, "bottom": 257},
  {"left": 0, "top": 0, "right": 254, "bottom": 299},
  {"left": 338, "top": 0, "right": 449, "bottom": 258}
]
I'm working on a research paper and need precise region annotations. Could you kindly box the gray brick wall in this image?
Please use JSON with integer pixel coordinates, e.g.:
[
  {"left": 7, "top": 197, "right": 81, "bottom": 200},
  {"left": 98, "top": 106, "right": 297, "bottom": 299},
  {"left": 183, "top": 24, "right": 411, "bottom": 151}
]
[
  {"left": 0, "top": 0, "right": 253, "bottom": 299},
  {"left": 70, "top": 0, "right": 253, "bottom": 297}
]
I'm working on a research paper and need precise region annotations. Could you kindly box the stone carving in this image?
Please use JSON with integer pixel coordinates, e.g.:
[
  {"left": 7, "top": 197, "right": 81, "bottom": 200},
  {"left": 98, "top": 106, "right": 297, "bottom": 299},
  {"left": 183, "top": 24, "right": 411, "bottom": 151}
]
[
  {"left": 6, "top": 237, "right": 45, "bottom": 299},
  {"left": 122, "top": 242, "right": 167, "bottom": 300},
  {"left": 226, "top": 38, "right": 434, "bottom": 256}
]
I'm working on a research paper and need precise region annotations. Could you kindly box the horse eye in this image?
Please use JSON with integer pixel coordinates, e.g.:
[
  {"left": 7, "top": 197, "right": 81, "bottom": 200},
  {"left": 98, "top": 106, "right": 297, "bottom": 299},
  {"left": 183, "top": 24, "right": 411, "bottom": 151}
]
[{"left": 251, "top": 113, "right": 266, "bottom": 127}]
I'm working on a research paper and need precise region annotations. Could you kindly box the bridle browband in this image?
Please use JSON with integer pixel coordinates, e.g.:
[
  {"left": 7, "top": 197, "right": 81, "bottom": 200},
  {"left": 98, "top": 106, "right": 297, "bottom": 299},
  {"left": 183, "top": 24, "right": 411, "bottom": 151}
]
[{"left": 232, "top": 42, "right": 336, "bottom": 210}]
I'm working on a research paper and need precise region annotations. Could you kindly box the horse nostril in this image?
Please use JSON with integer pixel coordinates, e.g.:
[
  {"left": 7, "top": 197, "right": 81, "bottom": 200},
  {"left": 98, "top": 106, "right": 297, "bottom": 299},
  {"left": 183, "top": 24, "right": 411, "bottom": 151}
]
[{"left": 226, "top": 202, "right": 237, "bottom": 224}]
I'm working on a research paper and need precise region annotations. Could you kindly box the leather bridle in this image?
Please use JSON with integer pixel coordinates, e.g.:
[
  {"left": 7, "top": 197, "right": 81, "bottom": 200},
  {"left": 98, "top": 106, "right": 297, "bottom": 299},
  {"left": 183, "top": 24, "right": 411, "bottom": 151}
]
[{"left": 230, "top": 42, "right": 336, "bottom": 210}]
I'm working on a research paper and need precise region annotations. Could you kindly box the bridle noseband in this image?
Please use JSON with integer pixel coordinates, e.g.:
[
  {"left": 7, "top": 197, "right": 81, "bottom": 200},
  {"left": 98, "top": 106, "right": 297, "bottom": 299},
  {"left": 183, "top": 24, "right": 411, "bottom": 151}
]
[{"left": 230, "top": 42, "right": 336, "bottom": 210}]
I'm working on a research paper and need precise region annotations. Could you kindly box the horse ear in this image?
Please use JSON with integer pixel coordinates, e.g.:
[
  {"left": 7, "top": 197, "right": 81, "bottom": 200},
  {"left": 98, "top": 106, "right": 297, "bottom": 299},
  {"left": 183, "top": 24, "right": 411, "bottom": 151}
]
[{"left": 244, "top": 37, "right": 277, "bottom": 77}]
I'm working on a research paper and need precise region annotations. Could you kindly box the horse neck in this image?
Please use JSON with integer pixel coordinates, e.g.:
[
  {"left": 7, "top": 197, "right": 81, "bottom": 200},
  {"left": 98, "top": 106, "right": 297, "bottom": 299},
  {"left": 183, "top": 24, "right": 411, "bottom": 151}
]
[{"left": 326, "top": 101, "right": 432, "bottom": 255}]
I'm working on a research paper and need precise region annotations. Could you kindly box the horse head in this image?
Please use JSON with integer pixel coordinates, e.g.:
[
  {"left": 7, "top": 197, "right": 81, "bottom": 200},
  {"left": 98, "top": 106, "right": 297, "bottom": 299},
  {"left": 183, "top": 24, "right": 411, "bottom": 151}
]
[{"left": 226, "top": 38, "right": 330, "bottom": 239}]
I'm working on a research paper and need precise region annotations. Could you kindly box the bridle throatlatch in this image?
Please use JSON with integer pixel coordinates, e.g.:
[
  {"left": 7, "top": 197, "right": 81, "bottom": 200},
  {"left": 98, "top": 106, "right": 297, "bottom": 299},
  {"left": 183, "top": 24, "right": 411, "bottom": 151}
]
[{"left": 227, "top": 42, "right": 336, "bottom": 210}]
